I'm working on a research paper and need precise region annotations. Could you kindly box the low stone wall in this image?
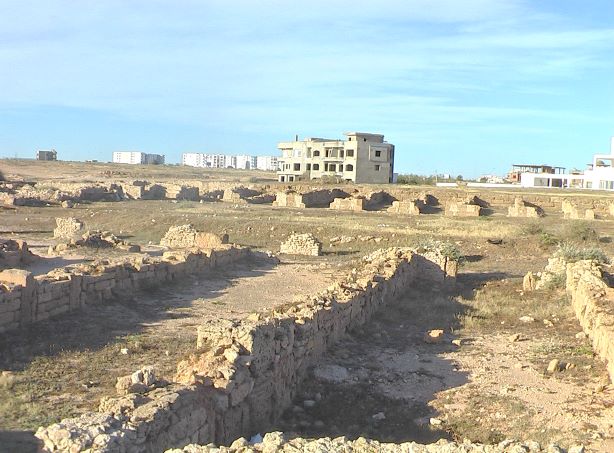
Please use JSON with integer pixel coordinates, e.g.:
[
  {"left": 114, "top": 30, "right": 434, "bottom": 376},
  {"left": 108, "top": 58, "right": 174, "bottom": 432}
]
[
  {"left": 562, "top": 200, "right": 595, "bottom": 220},
  {"left": 0, "top": 239, "right": 37, "bottom": 268},
  {"left": 387, "top": 200, "right": 423, "bottom": 215},
  {"left": 329, "top": 197, "right": 365, "bottom": 211},
  {"left": 445, "top": 201, "right": 482, "bottom": 217},
  {"left": 0, "top": 246, "right": 247, "bottom": 334},
  {"left": 36, "top": 248, "right": 456, "bottom": 452},
  {"left": 166, "top": 431, "right": 575, "bottom": 453},
  {"left": 566, "top": 260, "right": 614, "bottom": 382},
  {"left": 507, "top": 197, "right": 544, "bottom": 218}
]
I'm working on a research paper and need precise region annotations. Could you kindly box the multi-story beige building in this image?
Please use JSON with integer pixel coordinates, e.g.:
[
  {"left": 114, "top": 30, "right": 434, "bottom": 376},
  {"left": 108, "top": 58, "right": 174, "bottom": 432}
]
[{"left": 277, "top": 132, "right": 395, "bottom": 183}]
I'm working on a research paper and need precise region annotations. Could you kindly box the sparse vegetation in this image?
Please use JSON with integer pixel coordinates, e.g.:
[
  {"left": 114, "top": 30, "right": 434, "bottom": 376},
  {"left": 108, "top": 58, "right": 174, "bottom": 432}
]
[{"left": 554, "top": 242, "right": 609, "bottom": 264}]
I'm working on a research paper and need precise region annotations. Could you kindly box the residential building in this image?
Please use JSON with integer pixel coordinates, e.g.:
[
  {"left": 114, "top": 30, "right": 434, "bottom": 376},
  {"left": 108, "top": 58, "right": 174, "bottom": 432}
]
[
  {"left": 182, "top": 153, "right": 277, "bottom": 170},
  {"left": 113, "top": 151, "right": 165, "bottom": 165},
  {"left": 256, "top": 155, "right": 279, "bottom": 171},
  {"left": 507, "top": 164, "right": 566, "bottom": 184},
  {"left": 236, "top": 155, "right": 257, "bottom": 170},
  {"left": 518, "top": 137, "right": 614, "bottom": 190},
  {"left": 276, "top": 132, "right": 395, "bottom": 183},
  {"left": 36, "top": 149, "right": 57, "bottom": 161}
]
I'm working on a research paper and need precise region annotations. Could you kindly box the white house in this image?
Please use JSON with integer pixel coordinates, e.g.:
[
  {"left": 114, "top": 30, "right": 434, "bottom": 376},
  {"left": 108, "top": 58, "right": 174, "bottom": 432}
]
[{"left": 519, "top": 137, "right": 614, "bottom": 191}]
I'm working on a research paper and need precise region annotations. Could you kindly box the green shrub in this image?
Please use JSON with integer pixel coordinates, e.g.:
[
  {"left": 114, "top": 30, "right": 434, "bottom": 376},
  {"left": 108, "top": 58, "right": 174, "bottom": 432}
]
[
  {"left": 415, "top": 238, "right": 464, "bottom": 263},
  {"left": 554, "top": 242, "right": 609, "bottom": 264}
]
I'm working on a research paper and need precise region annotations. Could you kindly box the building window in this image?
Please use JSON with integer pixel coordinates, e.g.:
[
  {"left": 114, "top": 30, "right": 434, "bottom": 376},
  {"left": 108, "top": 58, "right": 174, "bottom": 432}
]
[
  {"left": 280, "top": 175, "right": 285, "bottom": 182},
  {"left": 313, "top": 150, "right": 320, "bottom": 157},
  {"left": 345, "top": 164, "right": 354, "bottom": 171},
  {"left": 293, "top": 163, "right": 301, "bottom": 171},
  {"left": 289, "top": 175, "right": 295, "bottom": 182},
  {"left": 375, "top": 164, "right": 380, "bottom": 171},
  {"left": 306, "top": 163, "right": 311, "bottom": 171},
  {"left": 346, "top": 149, "right": 354, "bottom": 157},
  {"left": 375, "top": 150, "right": 381, "bottom": 157},
  {"left": 339, "top": 150, "right": 344, "bottom": 158},
  {"left": 363, "top": 138, "right": 367, "bottom": 142},
  {"left": 313, "top": 163, "right": 320, "bottom": 170}
]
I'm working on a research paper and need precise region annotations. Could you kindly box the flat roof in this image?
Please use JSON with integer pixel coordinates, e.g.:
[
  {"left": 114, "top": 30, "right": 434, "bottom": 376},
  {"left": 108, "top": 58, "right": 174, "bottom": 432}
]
[{"left": 343, "top": 132, "right": 384, "bottom": 137}]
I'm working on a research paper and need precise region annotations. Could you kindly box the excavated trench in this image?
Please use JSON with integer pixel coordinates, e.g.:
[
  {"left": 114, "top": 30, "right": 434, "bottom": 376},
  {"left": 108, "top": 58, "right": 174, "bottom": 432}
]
[{"left": 270, "top": 288, "right": 466, "bottom": 444}]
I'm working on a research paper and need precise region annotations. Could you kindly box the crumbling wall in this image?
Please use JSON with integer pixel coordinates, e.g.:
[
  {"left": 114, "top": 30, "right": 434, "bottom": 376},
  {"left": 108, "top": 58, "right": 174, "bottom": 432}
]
[
  {"left": 0, "top": 246, "right": 248, "bottom": 334},
  {"left": 387, "top": 200, "right": 423, "bottom": 215},
  {"left": 445, "top": 201, "right": 482, "bottom": 217},
  {"left": 35, "top": 248, "right": 457, "bottom": 452},
  {"left": 274, "top": 189, "right": 349, "bottom": 208},
  {"left": 330, "top": 197, "right": 365, "bottom": 212},
  {"left": 562, "top": 200, "right": 595, "bottom": 220},
  {"left": 0, "top": 239, "right": 37, "bottom": 269},
  {"left": 279, "top": 233, "right": 322, "bottom": 256},
  {"left": 363, "top": 191, "right": 397, "bottom": 211},
  {"left": 507, "top": 197, "right": 544, "bottom": 218},
  {"left": 566, "top": 260, "right": 614, "bottom": 382},
  {"left": 53, "top": 217, "right": 85, "bottom": 239},
  {"left": 160, "top": 225, "right": 229, "bottom": 249}
]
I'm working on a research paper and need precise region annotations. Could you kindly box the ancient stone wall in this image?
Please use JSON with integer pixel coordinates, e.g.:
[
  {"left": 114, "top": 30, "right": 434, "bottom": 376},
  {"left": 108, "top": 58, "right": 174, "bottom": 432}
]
[
  {"left": 279, "top": 233, "right": 322, "bottom": 256},
  {"left": 445, "top": 201, "right": 482, "bottom": 217},
  {"left": 387, "top": 200, "right": 423, "bottom": 215},
  {"left": 35, "top": 248, "right": 457, "bottom": 452},
  {"left": 0, "top": 246, "right": 247, "bottom": 334},
  {"left": 507, "top": 197, "right": 544, "bottom": 218},
  {"left": 329, "top": 197, "right": 365, "bottom": 211},
  {"left": 566, "top": 260, "right": 614, "bottom": 382},
  {"left": 562, "top": 200, "right": 595, "bottom": 220},
  {"left": 0, "top": 239, "right": 37, "bottom": 269}
]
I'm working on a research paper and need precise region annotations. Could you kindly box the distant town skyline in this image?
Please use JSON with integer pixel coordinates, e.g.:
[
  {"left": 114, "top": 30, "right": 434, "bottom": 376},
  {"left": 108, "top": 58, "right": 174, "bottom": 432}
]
[{"left": 1, "top": 1, "right": 614, "bottom": 177}]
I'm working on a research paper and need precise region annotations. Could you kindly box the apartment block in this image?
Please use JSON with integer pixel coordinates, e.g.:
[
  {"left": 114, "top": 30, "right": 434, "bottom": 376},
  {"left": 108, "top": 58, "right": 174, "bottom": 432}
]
[
  {"left": 277, "top": 132, "right": 395, "bottom": 183},
  {"left": 256, "top": 155, "right": 279, "bottom": 171},
  {"left": 112, "top": 151, "right": 165, "bottom": 165},
  {"left": 36, "top": 149, "right": 57, "bottom": 161}
]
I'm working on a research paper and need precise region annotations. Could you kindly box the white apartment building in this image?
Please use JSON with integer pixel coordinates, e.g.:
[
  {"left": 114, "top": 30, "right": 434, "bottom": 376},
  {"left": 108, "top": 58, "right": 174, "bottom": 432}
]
[
  {"left": 277, "top": 132, "right": 395, "bottom": 183},
  {"left": 256, "top": 155, "right": 279, "bottom": 171},
  {"left": 113, "top": 151, "right": 164, "bottom": 165},
  {"left": 182, "top": 153, "right": 277, "bottom": 170}
]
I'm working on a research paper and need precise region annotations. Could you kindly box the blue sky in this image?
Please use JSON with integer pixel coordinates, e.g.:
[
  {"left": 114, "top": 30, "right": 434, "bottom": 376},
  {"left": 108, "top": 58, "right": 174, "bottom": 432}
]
[{"left": 1, "top": 0, "right": 613, "bottom": 177}]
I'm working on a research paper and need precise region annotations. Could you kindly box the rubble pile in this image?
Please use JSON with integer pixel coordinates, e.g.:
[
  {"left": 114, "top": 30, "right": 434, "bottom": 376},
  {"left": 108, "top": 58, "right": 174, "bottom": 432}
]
[
  {"left": 0, "top": 239, "right": 37, "bottom": 268},
  {"left": 279, "top": 233, "right": 322, "bottom": 256},
  {"left": 160, "top": 224, "right": 229, "bottom": 249}
]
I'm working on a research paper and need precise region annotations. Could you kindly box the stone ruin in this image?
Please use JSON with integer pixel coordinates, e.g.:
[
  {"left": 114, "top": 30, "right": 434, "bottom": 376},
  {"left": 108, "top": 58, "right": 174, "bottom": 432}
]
[
  {"left": 444, "top": 198, "right": 482, "bottom": 217},
  {"left": 330, "top": 196, "right": 365, "bottom": 212},
  {"left": 221, "top": 186, "right": 273, "bottom": 204},
  {"left": 562, "top": 200, "right": 595, "bottom": 220},
  {"left": 273, "top": 190, "right": 305, "bottom": 208},
  {"left": 279, "top": 233, "right": 322, "bottom": 256},
  {"left": 50, "top": 230, "right": 141, "bottom": 254},
  {"left": 507, "top": 197, "right": 544, "bottom": 218},
  {"left": 274, "top": 189, "right": 350, "bottom": 209},
  {"left": 160, "top": 224, "right": 229, "bottom": 249},
  {"left": 36, "top": 248, "right": 459, "bottom": 452},
  {"left": 0, "top": 239, "right": 37, "bottom": 269},
  {"left": 53, "top": 217, "right": 85, "bottom": 239},
  {"left": 387, "top": 199, "right": 424, "bottom": 215}
]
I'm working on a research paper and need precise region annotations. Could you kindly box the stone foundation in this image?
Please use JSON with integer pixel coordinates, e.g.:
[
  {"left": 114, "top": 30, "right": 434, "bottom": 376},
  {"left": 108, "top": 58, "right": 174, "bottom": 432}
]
[
  {"left": 329, "top": 197, "right": 365, "bottom": 211},
  {"left": 507, "top": 198, "right": 544, "bottom": 218},
  {"left": 279, "top": 233, "right": 322, "bottom": 256},
  {"left": 0, "top": 246, "right": 247, "bottom": 334},
  {"left": 445, "top": 201, "right": 482, "bottom": 217},
  {"left": 566, "top": 260, "right": 614, "bottom": 382},
  {"left": 387, "top": 200, "right": 423, "bottom": 215},
  {"left": 0, "top": 239, "right": 37, "bottom": 268},
  {"left": 35, "top": 248, "right": 457, "bottom": 452}
]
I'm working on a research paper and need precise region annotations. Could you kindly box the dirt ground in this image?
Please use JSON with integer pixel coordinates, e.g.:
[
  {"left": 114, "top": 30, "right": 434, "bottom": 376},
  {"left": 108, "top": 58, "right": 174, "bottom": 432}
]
[{"left": 1, "top": 161, "right": 614, "bottom": 452}]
